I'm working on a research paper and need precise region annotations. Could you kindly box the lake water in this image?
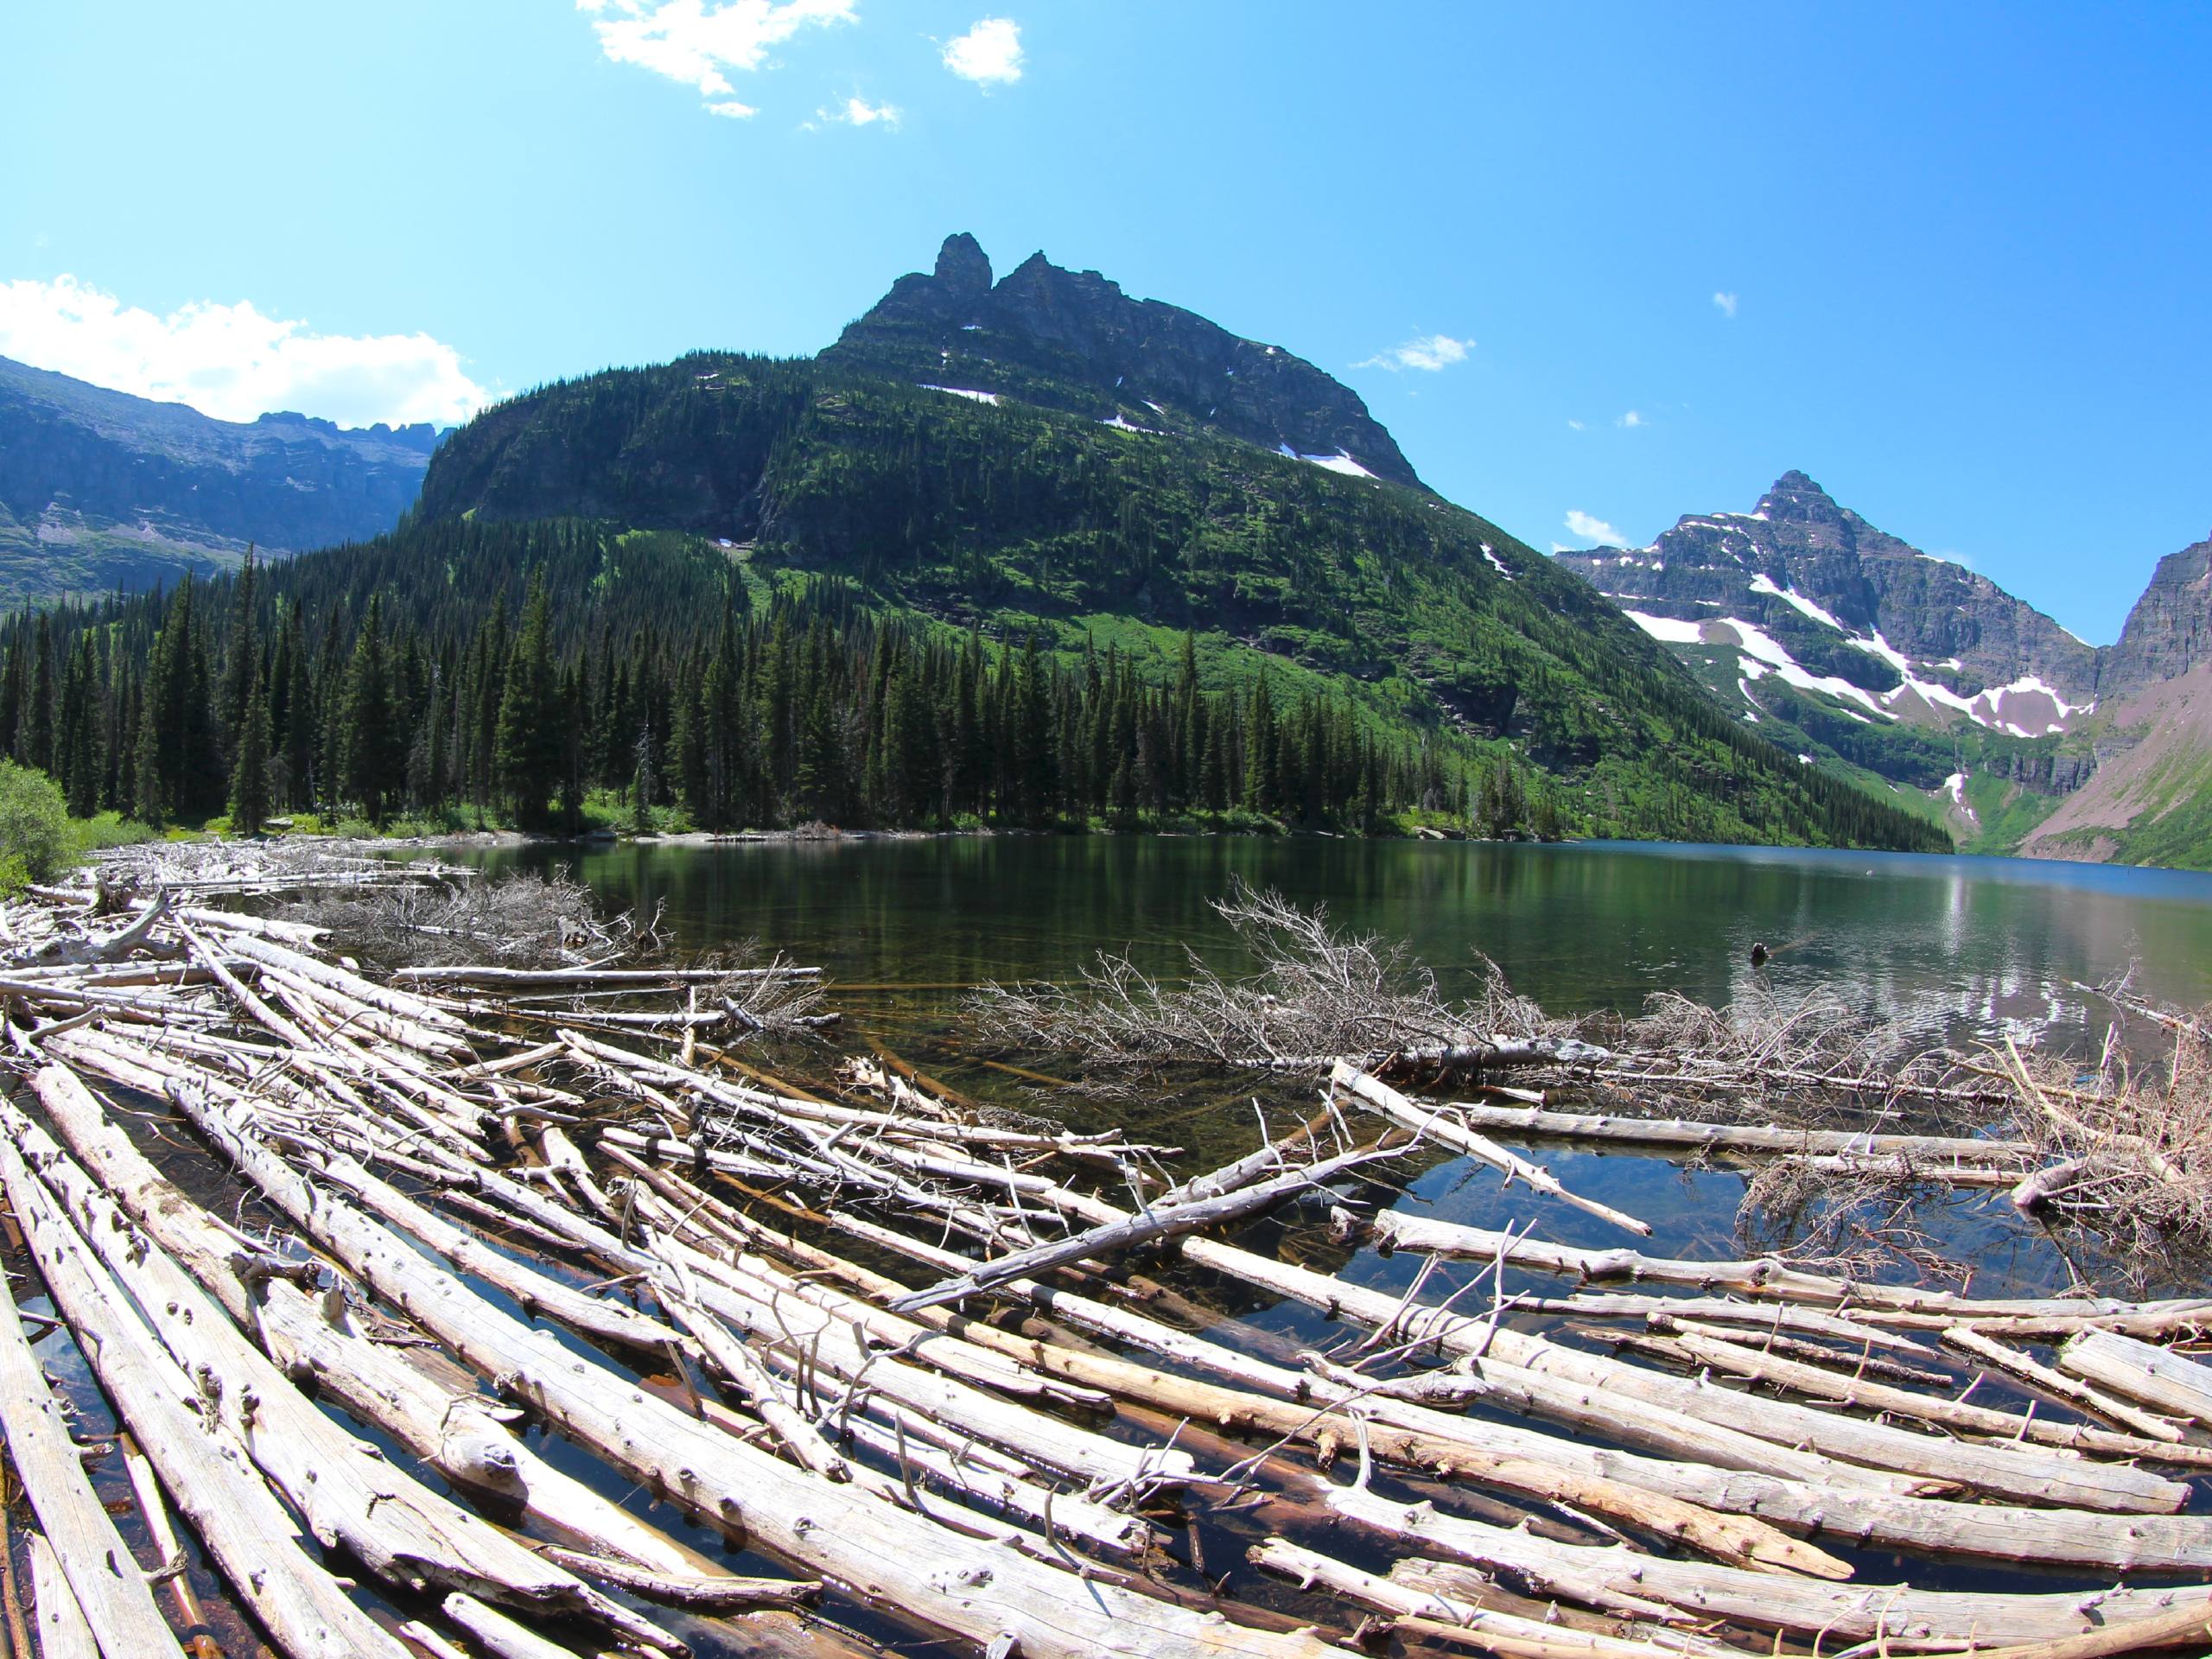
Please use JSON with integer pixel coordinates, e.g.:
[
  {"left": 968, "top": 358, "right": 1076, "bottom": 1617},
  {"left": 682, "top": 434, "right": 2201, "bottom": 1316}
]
[{"left": 454, "top": 834, "right": 2212, "bottom": 1051}]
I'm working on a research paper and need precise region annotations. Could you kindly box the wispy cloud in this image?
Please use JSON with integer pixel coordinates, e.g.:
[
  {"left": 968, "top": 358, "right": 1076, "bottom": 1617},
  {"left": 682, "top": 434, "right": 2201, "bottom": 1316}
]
[
  {"left": 0, "top": 275, "right": 486, "bottom": 428},
  {"left": 806, "top": 93, "right": 900, "bottom": 128},
  {"left": 707, "top": 99, "right": 757, "bottom": 118},
  {"left": 944, "top": 16, "right": 1023, "bottom": 84},
  {"left": 1356, "top": 333, "right": 1472, "bottom": 373},
  {"left": 1566, "top": 417, "right": 1586, "bottom": 432},
  {"left": 1563, "top": 508, "right": 1627, "bottom": 547},
  {"left": 1712, "top": 290, "right": 1738, "bottom": 319},
  {"left": 1617, "top": 409, "right": 1645, "bottom": 429},
  {"left": 578, "top": 0, "right": 855, "bottom": 113}
]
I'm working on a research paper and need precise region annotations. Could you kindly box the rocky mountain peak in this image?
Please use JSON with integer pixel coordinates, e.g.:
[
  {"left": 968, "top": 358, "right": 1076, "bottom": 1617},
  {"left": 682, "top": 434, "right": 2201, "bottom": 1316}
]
[
  {"left": 1758, "top": 470, "right": 1847, "bottom": 531},
  {"left": 932, "top": 232, "right": 992, "bottom": 296},
  {"left": 823, "top": 234, "right": 1422, "bottom": 488}
]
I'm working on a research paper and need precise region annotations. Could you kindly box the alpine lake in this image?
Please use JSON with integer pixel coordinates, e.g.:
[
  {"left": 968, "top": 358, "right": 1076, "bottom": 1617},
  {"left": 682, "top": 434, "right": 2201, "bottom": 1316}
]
[{"left": 424, "top": 834, "right": 2212, "bottom": 1631}]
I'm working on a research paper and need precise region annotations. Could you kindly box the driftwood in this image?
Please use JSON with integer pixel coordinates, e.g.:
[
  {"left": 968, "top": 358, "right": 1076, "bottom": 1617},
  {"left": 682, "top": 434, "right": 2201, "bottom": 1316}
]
[
  {"left": 2059, "top": 1328, "right": 2212, "bottom": 1425},
  {"left": 0, "top": 1241, "right": 175, "bottom": 1659},
  {"left": 0, "top": 1136, "right": 414, "bottom": 1659},
  {"left": 889, "top": 1143, "right": 1395, "bottom": 1313},
  {"left": 1941, "top": 1326, "right": 2187, "bottom": 1442},
  {"left": 156, "top": 1052, "right": 1353, "bottom": 1659},
  {"left": 1332, "top": 1062, "right": 1651, "bottom": 1234},
  {"left": 26, "top": 1531, "right": 100, "bottom": 1659},
  {"left": 1422, "top": 1096, "right": 2033, "bottom": 1162}
]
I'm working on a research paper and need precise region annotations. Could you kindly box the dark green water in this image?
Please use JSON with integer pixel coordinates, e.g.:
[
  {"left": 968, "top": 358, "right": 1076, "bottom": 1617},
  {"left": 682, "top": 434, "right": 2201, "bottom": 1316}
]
[{"left": 452, "top": 834, "right": 2212, "bottom": 1045}]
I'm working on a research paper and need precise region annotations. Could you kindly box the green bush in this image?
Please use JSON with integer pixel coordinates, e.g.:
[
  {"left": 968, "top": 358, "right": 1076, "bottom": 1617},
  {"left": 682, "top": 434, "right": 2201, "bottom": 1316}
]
[{"left": 0, "top": 762, "right": 69, "bottom": 887}]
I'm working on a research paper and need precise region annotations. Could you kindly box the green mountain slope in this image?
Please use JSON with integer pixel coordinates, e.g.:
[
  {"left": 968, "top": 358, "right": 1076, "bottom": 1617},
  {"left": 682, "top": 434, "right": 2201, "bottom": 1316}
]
[{"left": 415, "top": 338, "right": 1941, "bottom": 850}]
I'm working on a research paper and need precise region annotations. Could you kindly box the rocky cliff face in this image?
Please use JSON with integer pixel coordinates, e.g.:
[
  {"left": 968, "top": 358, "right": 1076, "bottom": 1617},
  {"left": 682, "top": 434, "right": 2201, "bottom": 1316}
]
[
  {"left": 2097, "top": 534, "right": 2212, "bottom": 702},
  {"left": 0, "top": 354, "right": 436, "bottom": 605},
  {"left": 1554, "top": 471, "right": 2100, "bottom": 736},
  {"left": 823, "top": 233, "right": 1421, "bottom": 488}
]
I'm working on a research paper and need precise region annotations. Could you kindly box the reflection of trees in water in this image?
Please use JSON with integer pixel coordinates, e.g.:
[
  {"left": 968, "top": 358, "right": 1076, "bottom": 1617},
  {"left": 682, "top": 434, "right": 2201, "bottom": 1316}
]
[{"left": 453, "top": 836, "right": 2212, "bottom": 1064}]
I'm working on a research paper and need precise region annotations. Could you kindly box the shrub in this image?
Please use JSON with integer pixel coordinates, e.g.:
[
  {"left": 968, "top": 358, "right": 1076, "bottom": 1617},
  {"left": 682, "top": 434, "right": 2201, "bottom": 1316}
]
[{"left": 0, "top": 762, "right": 69, "bottom": 887}]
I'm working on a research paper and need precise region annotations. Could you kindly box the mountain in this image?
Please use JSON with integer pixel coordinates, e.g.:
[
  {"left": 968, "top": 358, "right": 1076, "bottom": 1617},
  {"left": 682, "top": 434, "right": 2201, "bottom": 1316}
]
[
  {"left": 2011, "top": 531, "right": 2212, "bottom": 863},
  {"left": 817, "top": 232, "right": 1421, "bottom": 488},
  {"left": 1554, "top": 471, "right": 2098, "bottom": 736},
  {"left": 0, "top": 354, "right": 438, "bottom": 607},
  {"left": 1555, "top": 478, "right": 2212, "bottom": 868},
  {"left": 404, "top": 235, "right": 1941, "bottom": 853}
]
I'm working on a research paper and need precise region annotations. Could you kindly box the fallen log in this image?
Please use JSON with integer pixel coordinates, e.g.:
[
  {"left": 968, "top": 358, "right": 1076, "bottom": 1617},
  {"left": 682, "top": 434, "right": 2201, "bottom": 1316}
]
[
  {"left": 0, "top": 1233, "right": 175, "bottom": 1659},
  {"left": 1331, "top": 1062, "right": 1651, "bottom": 1234},
  {"left": 8, "top": 1103, "right": 677, "bottom": 1652},
  {"left": 27, "top": 1531, "right": 99, "bottom": 1659},
  {"left": 888, "top": 1144, "right": 1396, "bottom": 1314},
  {"left": 2059, "top": 1329, "right": 2212, "bottom": 1426},
  {"left": 0, "top": 1136, "right": 412, "bottom": 1659},
  {"left": 1414, "top": 1097, "right": 2032, "bottom": 1163},
  {"left": 1942, "top": 1327, "right": 2186, "bottom": 1443},
  {"left": 161, "top": 1054, "right": 1356, "bottom": 1659},
  {"left": 1624, "top": 1324, "right": 2212, "bottom": 1466}
]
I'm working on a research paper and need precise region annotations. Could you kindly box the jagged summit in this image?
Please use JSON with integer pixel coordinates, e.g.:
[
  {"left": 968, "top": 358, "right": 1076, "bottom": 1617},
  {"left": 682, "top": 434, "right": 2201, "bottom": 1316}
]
[
  {"left": 823, "top": 233, "right": 1422, "bottom": 488},
  {"left": 1553, "top": 472, "right": 2101, "bottom": 736}
]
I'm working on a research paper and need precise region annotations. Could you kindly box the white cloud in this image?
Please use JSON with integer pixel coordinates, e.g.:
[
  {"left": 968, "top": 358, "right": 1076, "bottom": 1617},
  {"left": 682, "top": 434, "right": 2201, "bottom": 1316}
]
[
  {"left": 581, "top": 0, "right": 855, "bottom": 109},
  {"left": 0, "top": 275, "right": 486, "bottom": 428},
  {"left": 1617, "top": 409, "right": 1645, "bottom": 428},
  {"left": 1563, "top": 509, "right": 1627, "bottom": 547},
  {"left": 944, "top": 16, "right": 1023, "bottom": 84},
  {"left": 1566, "top": 417, "right": 1586, "bottom": 432},
  {"left": 707, "top": 99, "right": 758, "bottom": 118},
  {"left": 1712, "top": 290, "right": 1738, "bottom": 318},
  {"left": 809, "top": 94, "right": 900, "bottom": 128},
  {"left": 1356, "top": 332, "right": 1472, "bottom": 373}
]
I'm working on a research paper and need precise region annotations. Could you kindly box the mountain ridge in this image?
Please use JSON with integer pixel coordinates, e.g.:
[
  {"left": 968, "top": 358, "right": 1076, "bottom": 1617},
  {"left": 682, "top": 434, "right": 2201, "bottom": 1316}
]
[
  {"left": 0, "top": 353, "right": 437, "bottom": 607},
  {"left": 820, "top": 233, "right": 1421, "bottom": 488}
]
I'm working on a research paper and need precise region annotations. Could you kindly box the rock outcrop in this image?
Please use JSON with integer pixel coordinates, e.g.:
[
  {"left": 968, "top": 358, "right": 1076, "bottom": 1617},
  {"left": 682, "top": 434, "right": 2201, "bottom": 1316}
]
[
  {"left": 823, "top": 233, "right": 1421, "bottom": 487},
  {"left": 2096, "top": 533, "right": 2212, "bottom": 702}
]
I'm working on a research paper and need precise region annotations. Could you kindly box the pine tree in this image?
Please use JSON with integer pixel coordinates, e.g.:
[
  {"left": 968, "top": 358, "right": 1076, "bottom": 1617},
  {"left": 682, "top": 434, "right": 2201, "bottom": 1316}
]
[
  {"left": 340, "top": 595, "right": 403, "bottom": 823},
  {"left": 494, "top": 575, "right": 562, "bottom": 830},
  {"left": 228, "top": 657, "right": 272, "bottom": 836}
]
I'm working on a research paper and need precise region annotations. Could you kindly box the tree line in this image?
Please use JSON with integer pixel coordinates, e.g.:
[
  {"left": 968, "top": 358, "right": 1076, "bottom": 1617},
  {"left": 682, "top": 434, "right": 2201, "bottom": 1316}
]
[{"left": 0, "top": 557, "right": 1547, "bottom": 840}]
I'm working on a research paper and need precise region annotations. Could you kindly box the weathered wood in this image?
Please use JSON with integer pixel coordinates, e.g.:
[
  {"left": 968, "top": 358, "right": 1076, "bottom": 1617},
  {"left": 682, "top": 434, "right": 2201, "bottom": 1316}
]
[
  {"left": 1628, "top": 1324, "right": 2212, "bottom": 1465},
  {"left": 1331, "top": 1063, "right": 1651, "bottom": 1234},
  {"left": 2060, "top": 1329, "right": 2212, "bottom": 1425},
  {"left": 1942, "top": 1327, "right": 2186, "bottom": 1442},
  {"left": 26, "top": 1532, "right": 99, "bottom": 1659},
  {"left": 1249, "top": 1540, "right": 1707, "bottom": 1659},
  {"left": 1357, "top": 1484, "right": 2212, "bottom": 1645},
  {"left": 0, "top": 1243, "right": 175, "bottom": 1659},
  {"left": 888, "top": 1145, "right": 1395, "bottom": 1314},
  {"left": 1409, "top": 1097, "right": 2033, "bottom": 1162},
  {"left": 161, "top": 1060, "right": 1355, "bottom": 1659},
  {"left": 6, "top": 1103, "right": 676, "bottom": 1652},
  {"left": 394, "top": 964, "right": 818, "bottom": 986},
  {"left": 0, "top": 1138, "right": 412, "bottom": 1659}
]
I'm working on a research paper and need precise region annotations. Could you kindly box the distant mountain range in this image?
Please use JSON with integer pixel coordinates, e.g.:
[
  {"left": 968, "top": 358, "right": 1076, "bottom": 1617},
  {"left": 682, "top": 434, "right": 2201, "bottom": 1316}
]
[
  {"left": 1554, "top": 477, "right": 2212, "bottom": 865},
  {"left": 0, "top": 353, "right": 436, "bottom": 607}
]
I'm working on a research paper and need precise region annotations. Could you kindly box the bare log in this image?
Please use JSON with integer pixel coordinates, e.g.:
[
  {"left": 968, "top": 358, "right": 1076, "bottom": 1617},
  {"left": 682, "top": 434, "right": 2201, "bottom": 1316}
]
[
  {"left": 1942, "top": 1327, "right": 2186, "bottom": 1442},
  {"left": 0, "top": 1137, "right": 412, "bottom": 1659},
  {"left": 26, "top": 1533, "right": 99, "bottom": 1659},
  {"left": 2059, "top": 1330, "right": 2212, "bottom": 1425},
  {"left": 1331, "top": 1063, "right": 1650, "bottom": 1235},
  {"left": 0, "top": 1240, "right": 175, "bottom": 1659},
  {"left": 160, "top": 1054, "right": 1355, "bottom": 1659}
]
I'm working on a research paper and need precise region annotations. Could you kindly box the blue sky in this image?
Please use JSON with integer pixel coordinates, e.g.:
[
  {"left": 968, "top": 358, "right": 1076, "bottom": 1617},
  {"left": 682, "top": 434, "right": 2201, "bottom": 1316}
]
[{"left": 3, "top": 2, "right": 2207, "bottom": 643}]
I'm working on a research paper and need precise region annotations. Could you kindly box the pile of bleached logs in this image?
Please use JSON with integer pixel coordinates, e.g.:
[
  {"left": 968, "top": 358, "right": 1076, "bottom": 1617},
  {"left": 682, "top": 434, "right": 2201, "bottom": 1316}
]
[{"left": 2, "top": 847, "right": 2212, "bottom": 1659}]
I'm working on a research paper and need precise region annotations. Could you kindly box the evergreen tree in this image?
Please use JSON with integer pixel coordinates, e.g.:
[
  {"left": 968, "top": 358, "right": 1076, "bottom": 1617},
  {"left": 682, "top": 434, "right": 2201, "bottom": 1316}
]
[
  {"left": 340, "top": 596, "right": 404, "bottom": 823},
  {"left": 228, "top": 657, "right": 272, "bottom": 836},
  {"left": 494, "top": 575, "right": 562, "bottom": 830}
]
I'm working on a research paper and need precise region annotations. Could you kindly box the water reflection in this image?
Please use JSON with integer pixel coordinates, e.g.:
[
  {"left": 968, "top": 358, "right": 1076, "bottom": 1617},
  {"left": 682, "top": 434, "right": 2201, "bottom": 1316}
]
[{"left": 445, "top": 837, "right": 2212, "bottom": 1052}]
